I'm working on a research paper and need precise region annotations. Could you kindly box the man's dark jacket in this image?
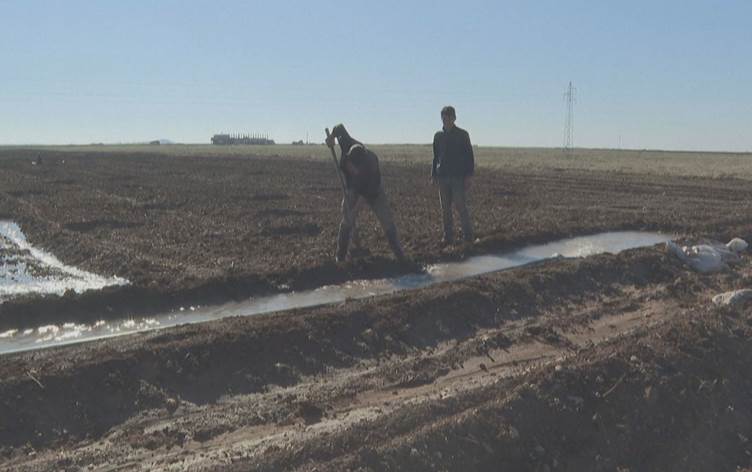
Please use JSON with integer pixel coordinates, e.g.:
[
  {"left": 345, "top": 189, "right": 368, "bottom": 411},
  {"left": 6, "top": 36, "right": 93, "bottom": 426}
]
[
  {"left": 432, "top": 126, "right": 474, "bottom": 178},
  {"left": 341, "top": 144, "right": 381, "bottom": 200},
  {"left": 331, "top": 124, "right": 381, "bottom": 200}
]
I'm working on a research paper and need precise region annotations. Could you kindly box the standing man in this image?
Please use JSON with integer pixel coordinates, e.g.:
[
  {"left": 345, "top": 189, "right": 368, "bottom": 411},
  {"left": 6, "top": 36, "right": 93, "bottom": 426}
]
[
  {"left": 326, "top": 124, "right": 406, "bottom": 263},
  {"left": 432, "top": 105, "right": 475, "bottom": 245}
]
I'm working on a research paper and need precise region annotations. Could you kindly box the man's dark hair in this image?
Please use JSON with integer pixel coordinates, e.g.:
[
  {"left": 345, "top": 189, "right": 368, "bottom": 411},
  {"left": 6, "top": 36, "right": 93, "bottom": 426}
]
[
  {"left": 331, "top": 123, "right": 348, "bottom": 138},
  {"left": 331, "top": 123, "right": 361, "bottom": 157},
  {"left": 441, "top": 106, "right": 456, "bottom": 119}
]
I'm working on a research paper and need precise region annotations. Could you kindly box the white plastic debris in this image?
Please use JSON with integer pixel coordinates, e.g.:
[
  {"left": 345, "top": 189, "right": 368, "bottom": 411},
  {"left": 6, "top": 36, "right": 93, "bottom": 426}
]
[
  {"left": 727, "top": 238, "right": 749, "bottom": 253},
  {"left": 667, "top": 239, "right": 744, "bottom": 273},
  {"left": 712, "top": 289, "right": 752, "bottom": 307}
]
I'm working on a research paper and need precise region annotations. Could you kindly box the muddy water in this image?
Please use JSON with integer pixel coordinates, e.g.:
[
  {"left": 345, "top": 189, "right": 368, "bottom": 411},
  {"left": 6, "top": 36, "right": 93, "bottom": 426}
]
[{"left": 0, "top": 231, "right": 670, "bottom": 355}]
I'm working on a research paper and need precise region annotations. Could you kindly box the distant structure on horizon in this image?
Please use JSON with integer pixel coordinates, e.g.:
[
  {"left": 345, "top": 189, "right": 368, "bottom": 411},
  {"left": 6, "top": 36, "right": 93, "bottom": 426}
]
[
  {"left": 563, "top": 81, "right": 576, "bottom": 153},
  {"left": 211, "top": 133, "right": 275, "bottom": 145}
]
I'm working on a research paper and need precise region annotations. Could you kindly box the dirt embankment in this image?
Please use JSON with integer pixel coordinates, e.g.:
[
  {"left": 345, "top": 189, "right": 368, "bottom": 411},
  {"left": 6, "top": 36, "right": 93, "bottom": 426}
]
[
  {"left": 1, "top": 149, "right": 752, "bottom": 328},
  {"left": 1, "top": 244, "right": 751, "bottom": 471}
]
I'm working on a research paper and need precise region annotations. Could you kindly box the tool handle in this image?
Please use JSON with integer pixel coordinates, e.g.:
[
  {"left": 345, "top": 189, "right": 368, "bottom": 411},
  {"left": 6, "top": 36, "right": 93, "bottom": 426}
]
[{"left": 325, "top": 128, "right": 354, "bottom": 224}]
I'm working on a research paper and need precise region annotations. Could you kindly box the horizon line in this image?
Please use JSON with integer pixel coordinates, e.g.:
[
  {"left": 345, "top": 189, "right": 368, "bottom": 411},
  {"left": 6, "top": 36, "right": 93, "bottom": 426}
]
[{"left": 0, "top": 142, "right": 750, "bottom": 155}]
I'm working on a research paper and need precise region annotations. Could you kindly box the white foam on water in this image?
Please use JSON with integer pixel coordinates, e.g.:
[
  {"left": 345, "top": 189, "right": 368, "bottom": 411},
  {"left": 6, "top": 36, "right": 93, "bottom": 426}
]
[
  {"left": 0, "top": 231, "right": 671, "bottom": 355},
  {"left": 0, "top": 221, "right": 128, "bottom": 301}
]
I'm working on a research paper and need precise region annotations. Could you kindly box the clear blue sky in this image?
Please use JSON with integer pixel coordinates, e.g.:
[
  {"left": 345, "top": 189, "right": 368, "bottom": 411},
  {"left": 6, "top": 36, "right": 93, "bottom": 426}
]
[{"left": 1, "top": 0, "right": 750, "bottom": 151}]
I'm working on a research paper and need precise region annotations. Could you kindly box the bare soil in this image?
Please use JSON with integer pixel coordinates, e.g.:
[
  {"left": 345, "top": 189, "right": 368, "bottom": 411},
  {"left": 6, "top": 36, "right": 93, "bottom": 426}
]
[
  {"left": 1, "top": 149, "right": 751, "bottom": 329},
  {"left": 1, "top": 149, "right": 752, "bottom": 470}
]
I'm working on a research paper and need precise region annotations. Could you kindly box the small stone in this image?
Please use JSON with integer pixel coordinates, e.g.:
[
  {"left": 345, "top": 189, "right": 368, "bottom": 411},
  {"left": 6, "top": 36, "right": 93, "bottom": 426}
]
[
  {"left": 568, "top": 395, "right": 584, "bottom": 407},
  {"left": 296, "top": 401, "right": 323, "bottom": 425},
  {"left": 165, "top": 398, "right": 179, "bottom": 413},
  {"left": 712, "top": 289, "right": 752, "bottom": 307}
]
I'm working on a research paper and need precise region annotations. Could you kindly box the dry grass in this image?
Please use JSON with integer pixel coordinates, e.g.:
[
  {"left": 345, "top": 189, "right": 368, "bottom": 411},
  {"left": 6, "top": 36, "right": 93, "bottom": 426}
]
[{"left": 4, "top": 143, "right": 752, "bottom": 179}]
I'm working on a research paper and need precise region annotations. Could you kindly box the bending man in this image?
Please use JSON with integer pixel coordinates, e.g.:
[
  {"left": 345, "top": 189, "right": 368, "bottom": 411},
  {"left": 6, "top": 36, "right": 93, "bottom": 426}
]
[{"left": 326, "top": 124, "right": 406, "bottom": 262}]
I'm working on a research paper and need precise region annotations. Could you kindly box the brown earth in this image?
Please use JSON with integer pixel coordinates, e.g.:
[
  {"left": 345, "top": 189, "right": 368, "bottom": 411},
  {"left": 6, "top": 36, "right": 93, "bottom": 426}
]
[
  {"left": 1, "top": 149, "right": 752, "bottom": 470},
  {"left": 1, "top": 245, "right": 751, "bottom": 471},
  {"left": 1, "top": 149, "right": 752, "bottom": 329}
]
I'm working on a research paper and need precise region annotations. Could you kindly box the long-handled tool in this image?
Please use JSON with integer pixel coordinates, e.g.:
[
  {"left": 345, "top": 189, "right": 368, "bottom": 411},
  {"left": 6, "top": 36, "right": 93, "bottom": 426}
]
[{"left": 325, "top": 128, "right": 354, "bottom": 226}]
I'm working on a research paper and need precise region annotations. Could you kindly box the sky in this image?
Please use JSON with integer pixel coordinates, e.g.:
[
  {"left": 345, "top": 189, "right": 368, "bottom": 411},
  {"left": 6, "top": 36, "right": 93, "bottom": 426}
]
[{"left": 0, "top": 0, "right": 750, "bottom": 151}]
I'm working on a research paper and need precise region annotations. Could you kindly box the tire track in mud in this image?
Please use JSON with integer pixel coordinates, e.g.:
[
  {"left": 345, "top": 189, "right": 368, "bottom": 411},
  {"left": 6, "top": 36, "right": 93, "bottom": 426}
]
[
  {"left": 0, "top": 298, "right": 672, "bottom": 471},
  {"left": 2, "top": 245, "right": 750, "bottom": 470},
  {"left": 291, "top": 308, "right": 752, "bottom": 472},
  {"left": 5, "top": 283, "right": 744, "bottom": 471}
]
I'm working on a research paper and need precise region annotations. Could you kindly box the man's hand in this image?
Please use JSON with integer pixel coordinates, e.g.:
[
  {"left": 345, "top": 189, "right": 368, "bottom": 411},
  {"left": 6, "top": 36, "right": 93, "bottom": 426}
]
[
  {"left": 464, "top": 175, "right": 473, "bottom": 190},
  {"left": 326, "top": 134, "right": 335, "bottom": 148}
]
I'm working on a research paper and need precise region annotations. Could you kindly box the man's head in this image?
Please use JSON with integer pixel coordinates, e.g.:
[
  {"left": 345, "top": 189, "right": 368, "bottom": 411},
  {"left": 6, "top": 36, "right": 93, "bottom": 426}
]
[
  {"left": 327, "top": 123, "right": 349, "bottom": 148},
  {"left": 441, "top": 106, "right": 456, "bottom": 130},
  {"left": 331, "top": 123, "right": 347, "bottom": 139}
]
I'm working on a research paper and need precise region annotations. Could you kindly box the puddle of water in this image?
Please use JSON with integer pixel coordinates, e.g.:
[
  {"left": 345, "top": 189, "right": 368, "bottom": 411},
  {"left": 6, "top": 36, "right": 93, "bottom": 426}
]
[
  {"left": 0, "top": 221, "right": 128, "bottom": 301},
  {"left": 0, "top": 231, "right": 670, "bottom": 355}
]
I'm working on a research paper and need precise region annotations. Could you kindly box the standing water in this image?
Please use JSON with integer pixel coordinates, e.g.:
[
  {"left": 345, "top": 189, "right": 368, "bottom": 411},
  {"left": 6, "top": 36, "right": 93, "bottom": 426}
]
[
  {"left": 0, "top": 221, "right": 128, "bottom": 301},
  {"left": 0, "top": 231, "right": 670, "bottom": 355}
]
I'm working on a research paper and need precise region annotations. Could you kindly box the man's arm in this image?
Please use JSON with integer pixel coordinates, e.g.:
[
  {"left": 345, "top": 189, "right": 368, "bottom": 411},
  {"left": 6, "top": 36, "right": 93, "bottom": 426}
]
[
  {"left": 432, "top": 132, "right": 440, "bottom": 178},
  {"left": 464, "top": 130, "right": 475, "bottom": 176}
]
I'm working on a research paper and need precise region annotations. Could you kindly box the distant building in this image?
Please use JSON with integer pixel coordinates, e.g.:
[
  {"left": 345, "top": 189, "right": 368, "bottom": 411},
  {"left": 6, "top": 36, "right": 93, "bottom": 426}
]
[
  {"left": 211, "top": 133, "right": 275, "bottom": 145},
  {"left": 211, "top": 134, "right": 231, "bottom": 145}
]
